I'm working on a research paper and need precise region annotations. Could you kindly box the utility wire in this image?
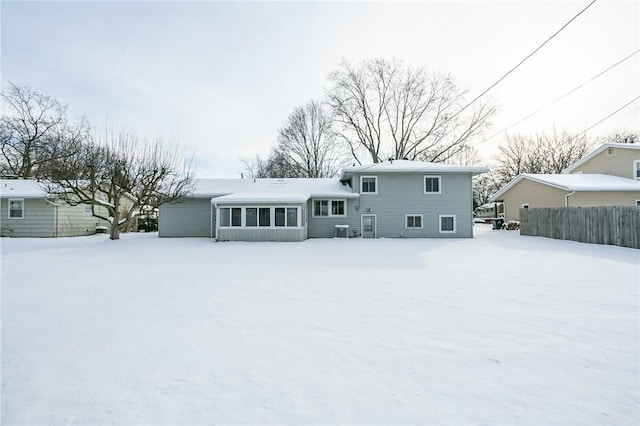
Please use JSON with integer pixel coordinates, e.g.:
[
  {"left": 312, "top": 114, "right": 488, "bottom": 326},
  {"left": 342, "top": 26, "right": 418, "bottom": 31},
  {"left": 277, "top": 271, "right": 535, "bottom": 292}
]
[
  {"left": 449, "top": 0, "right": 598, "bottom": 123},
  {"left": 581, "top": 96, "right": 639, "bottom": 134},
  {"left": 475, "top": 49, "right": 640, "bottom": 146}
]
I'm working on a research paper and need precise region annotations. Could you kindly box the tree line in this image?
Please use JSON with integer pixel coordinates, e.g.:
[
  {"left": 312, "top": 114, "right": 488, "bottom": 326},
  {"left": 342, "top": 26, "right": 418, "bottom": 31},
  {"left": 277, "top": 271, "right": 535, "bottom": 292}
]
[
  {"left": 1, "top": 82, "right": 194, "bottom": 240},
  {"left": 244, "top": 57, "right": 636, "bottom": 208}
]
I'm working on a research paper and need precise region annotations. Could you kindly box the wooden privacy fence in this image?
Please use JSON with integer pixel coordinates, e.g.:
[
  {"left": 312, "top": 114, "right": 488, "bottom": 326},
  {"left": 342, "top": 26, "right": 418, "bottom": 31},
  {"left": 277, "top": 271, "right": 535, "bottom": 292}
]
[{"left": 520, "top": 206, "right": 639, "bottom": 249}]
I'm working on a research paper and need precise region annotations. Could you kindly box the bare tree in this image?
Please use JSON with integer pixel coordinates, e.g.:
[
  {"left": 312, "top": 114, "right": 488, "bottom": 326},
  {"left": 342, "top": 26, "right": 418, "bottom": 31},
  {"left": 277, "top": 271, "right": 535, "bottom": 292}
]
[
  {"left": 493, "top": 130, "right": 593, "bottom": 185},
  {"left": 598, "top": 129, "right": 638, "bottom": 144},
  {"left": 241, "top": 154, "right": 269, "bottom": 179},
  {"left": 0, "top": 82, "right": 88, "bottom": 178},
  {"left": 275, "top": 100, "right": 345, "bottom": 177},
  {"left": 327, "top": 58, "right": 495, "bottom": 164},
  {"left": 46, "top": 130, "right": 194, "bottom": 240}
]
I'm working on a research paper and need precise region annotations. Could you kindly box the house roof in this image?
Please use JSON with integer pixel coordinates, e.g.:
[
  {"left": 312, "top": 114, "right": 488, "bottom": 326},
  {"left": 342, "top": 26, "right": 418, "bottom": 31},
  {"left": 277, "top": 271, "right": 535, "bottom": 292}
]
[
  {"left": 340, "top": 159, "right": 489, "bottom": 180},
  {"left": 489, "top": 173, "right": 640, "bottom": 201},
  {"left": 0, "top": 179, "right": 48, "bottom": 198},
  {"left": 562, "top": 143, "right": 640, "bottom": 174},
  {"left": 190, "top": 178, "right": 359, "bottom": 201}
]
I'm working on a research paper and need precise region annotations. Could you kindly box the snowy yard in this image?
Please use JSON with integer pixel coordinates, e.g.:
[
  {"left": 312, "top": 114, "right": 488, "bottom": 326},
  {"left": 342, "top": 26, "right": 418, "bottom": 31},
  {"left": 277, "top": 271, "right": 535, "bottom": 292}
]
[{"left": 1, "top": 225, "right": 638, "bottom": 425}]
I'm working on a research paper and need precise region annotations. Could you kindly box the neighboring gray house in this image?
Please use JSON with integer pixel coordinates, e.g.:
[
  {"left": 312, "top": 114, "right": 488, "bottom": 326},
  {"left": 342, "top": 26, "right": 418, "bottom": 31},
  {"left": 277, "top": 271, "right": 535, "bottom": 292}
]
[
  {"left": 1, "top": 179, "right": 101, "bottom": 237},
  {"left": 159, "top": 160, "right": 488, "bottom": 241}
]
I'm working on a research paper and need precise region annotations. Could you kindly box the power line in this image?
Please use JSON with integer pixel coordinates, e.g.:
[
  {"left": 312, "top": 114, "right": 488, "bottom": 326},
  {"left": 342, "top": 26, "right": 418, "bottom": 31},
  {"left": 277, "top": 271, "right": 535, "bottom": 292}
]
[
  {"left": 449, "top": 0, "right": 598, "bottom": 123},
  {"left": 582, "top": 96, "right": 639, "bottom": 134},
  {"left": 475, "top": 49, "right": 640, "bottom": 146}
]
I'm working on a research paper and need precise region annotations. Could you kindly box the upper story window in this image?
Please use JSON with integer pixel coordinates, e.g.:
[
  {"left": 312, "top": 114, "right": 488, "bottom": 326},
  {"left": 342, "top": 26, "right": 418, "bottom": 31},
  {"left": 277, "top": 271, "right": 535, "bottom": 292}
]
[
  {"left": 313, "top": 199, "right": 346, "bottom": 217},
  {"left": 424, "top": 176, "right": 441, "bottom": 194},
  {"left": 8, "top": 199, "right": 24, "bottom": 219},
  {"left": 634, "top": 160, "right": 640, "bottom": 180},
  {"left": 360, "top": 176, "right": 378, "bottom": 194}
]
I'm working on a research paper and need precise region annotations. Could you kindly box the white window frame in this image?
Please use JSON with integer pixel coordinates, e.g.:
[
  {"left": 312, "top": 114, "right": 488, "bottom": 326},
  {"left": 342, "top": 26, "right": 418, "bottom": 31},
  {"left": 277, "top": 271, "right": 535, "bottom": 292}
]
[
  {"left": 521, "top": 203, "right": 529, "bottom": 209},
  {"left": 218, "top": 206, "right": 302, "bottom": 229},
  {"left": 424, "top": 175, "right": 442, "bottom": 194},
  {"left": 360, "top": 176, "right": 378, "bottom": 194},
  {"left": 633, "top": 160, "right": 640, "bottom": 181},
  {"left": 636, "top": 200, "right": 640, "bottom": 207},
  {"left": 312, "top": 199, "right": 347, "bottom": 218},
  {"left": 439, "top": 214, "right": 457, "bottom": 233},
  {"left": 405, "top": 214, "right": 423, "bottom": 229},
  {"left": 84, "top": 205, "right": 94, "bottom": 219},
  {"left": 8, "top": 198, "right": 24, "bottom": 219}
]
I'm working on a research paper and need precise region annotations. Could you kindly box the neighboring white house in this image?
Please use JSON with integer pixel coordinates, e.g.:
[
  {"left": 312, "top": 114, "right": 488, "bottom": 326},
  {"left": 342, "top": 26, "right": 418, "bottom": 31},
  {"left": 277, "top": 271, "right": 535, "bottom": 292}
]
[{"left": 0, "top": 179, "right": 136, "bottom": 237}]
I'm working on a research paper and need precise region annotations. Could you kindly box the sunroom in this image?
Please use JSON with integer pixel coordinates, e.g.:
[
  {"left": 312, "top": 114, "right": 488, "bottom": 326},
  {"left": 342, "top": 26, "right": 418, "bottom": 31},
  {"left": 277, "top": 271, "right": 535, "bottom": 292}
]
[{"left": 213, "top": 193, "right": 309, "bottom": 242}]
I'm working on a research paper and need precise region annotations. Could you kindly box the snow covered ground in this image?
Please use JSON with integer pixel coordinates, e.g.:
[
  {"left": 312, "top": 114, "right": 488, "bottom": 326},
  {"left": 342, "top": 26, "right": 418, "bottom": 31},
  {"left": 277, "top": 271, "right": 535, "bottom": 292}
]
[{"left": 1, "top": 225, "right": 638, "bottom": 425}]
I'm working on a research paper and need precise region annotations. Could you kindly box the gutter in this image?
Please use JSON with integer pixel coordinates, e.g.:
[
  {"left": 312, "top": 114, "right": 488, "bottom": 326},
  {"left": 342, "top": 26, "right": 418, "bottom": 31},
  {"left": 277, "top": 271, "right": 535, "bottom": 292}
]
[{"left": 565, "top": 191, "right": 575, "bottom": 207}]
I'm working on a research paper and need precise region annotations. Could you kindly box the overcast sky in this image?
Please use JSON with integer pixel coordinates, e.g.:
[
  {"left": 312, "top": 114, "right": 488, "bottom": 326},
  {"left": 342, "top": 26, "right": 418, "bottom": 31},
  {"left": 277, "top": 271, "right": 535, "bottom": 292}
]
[{"left": 2, "top": 0, "right": 638, "bottom": 178}]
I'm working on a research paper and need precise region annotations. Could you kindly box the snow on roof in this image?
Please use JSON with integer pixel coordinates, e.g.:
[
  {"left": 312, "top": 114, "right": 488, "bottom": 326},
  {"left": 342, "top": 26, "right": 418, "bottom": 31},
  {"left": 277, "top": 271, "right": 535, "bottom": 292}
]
[
  {"left": 562, "top": 143, "right": 640, "bottom": 174},
  {"left": 490, "top": 173, "right": 640, "bottom": 201},
  {"left": 190, "top": 178, "right": 359, "bottom": 200},
  {"left": 212, "top": 193, "right": 311, "bottom": 204},
  {"left": 340, "top": 159, "right": 489, "bottom": 179},
  {"left": 0, "top": 179, "right": 48, "bottom": 198}
]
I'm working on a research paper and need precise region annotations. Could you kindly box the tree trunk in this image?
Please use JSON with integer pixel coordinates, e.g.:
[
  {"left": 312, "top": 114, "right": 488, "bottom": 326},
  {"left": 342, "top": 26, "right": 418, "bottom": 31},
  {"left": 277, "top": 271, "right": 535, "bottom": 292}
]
[{"left": 110, "top": 210, "right": 120, "bottom": 240}]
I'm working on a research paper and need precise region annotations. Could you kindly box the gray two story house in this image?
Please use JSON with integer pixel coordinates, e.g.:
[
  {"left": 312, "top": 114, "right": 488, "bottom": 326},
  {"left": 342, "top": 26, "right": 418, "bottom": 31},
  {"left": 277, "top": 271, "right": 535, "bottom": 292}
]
[{"left": 159, "top": 160, "right": 488, "bottom": 241}]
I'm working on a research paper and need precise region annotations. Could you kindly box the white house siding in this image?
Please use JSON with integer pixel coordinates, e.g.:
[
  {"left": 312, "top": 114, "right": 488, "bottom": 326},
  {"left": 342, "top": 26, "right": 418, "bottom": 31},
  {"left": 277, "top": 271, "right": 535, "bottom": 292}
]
[
  {"left": 159, "top": 198, "right": 213, "bottom": 237},
  {"left": 1, "top": 198, "right": 56, "bottom": 237},
  {"left": 349, "top": 172, "right": 475, "bottom": 238},
  {"left": 56, "top": 203, "right": 98, "bottom": 237}
]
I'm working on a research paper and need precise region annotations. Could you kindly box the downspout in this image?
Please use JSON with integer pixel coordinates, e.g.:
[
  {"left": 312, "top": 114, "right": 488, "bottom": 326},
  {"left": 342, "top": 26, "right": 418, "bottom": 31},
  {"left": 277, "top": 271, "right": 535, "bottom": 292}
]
[{"left": 565, "top": 191, "right": 575, "bottom": 207}]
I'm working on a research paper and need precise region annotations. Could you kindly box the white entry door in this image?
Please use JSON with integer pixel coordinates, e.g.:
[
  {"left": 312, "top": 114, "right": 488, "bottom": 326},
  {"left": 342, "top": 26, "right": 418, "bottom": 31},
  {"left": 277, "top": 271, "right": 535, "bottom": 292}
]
[{"left": 361, "top": 214, "right": 376, "bottom": 238}]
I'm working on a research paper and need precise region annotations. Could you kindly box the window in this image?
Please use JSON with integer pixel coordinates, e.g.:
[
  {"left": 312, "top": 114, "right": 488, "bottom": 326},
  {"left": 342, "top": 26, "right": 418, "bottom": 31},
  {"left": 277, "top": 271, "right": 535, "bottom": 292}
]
[
  {"left": 84, "top": 205, "right": 93, "bottom": 219},
  {"left": 314, "top": 200, "right": 328, "bottom": 217},
  {"left": 405, "top": 214, "right": 423, "bottom": 229},
  {"left": 287, "top": 208, "right": 298, "bottom": 227},
  {"left": 275, "top": 208, "right": 286, "bottom": 227},
  {"left": 634, "top": 160, "right": 640, "bottom": 180},
  {"left": 8, "top": 199, "right": 24, "bottom": 219},
  {"left": 219, "top": 206, "right": 301, "bottom": 228},
  {"left": 331, "top": 200, "right": 345, "bottom": 216},
  {"left": 636, "top": 200, "right": 640, "bottom": 207},
  {"left": 220, "top": 208, "right": 230, "bottom": 226},
  {"left": 439, "top": 214, "right": 456, "bottom": 233},
  {"left": 424, "top": 176, "right": 441, "bottom": 194},
  {"left": 360, "top": 176, "right": 377, "bottom": 194},
  {"left": 313, "top": 199, "right": 346, "bottom": 217},
  {"left": 259, "top": 208, "right": 271, "bottom": 227},
  {"left": 521, "top": 204, "right": 529, "bottom": 209},
  {"left": 246, "top": 208, "right": 257, "bottom": 227},
  {"left": 231, "top": 208, "right": 242, "bottom": 227}
]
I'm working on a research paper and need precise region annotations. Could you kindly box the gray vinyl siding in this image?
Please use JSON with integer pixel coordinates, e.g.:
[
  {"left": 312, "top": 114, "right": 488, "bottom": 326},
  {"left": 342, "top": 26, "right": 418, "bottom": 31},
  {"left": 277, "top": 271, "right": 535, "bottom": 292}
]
[
  {"left": 1, "top": 198, "right": 56, "bottom": 237},
  {"left": 217, "top": 227, "right": 307, "bottom": 242},
  {"left": 1, "top": 198, "right": 96, "bottom": 237},
  {"left": 307, "top": 200, "right": 360, "bottom": 238},
  {"left": 159, "top": 198, "right": 213, "bottom": 237},
  {"left": 350, "top": 172, "right": 475, "bottom": 238}
]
